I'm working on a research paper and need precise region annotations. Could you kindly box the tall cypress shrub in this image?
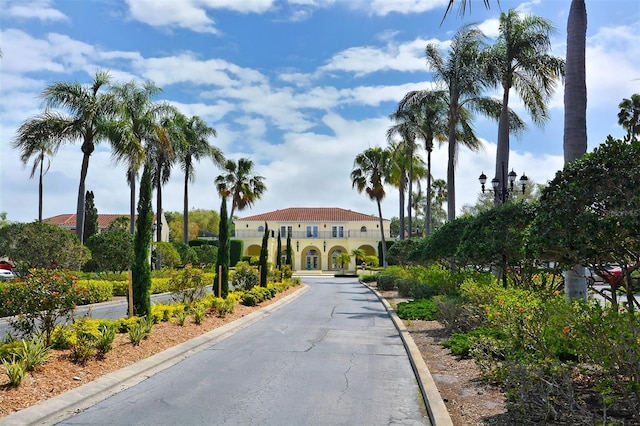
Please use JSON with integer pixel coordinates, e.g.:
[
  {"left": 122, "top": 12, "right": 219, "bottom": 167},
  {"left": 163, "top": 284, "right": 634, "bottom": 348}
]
[
  {"left": 276, "top": 231, "right": 282, "bottom": 270},
  {"left": 286, "top": 233, "right": 292, "bottom": 268},
  {"left": 215, "top": 197, "right": 230, "bottom": 298},
  {"left": 83, "top": 190, "right": 99, "bottom": 240},
  {"left": 132, "top": 164, "right": 153, "bottom": 317},
  {"left": 259, "top": 222, "right": 268, "bottom": 287}
]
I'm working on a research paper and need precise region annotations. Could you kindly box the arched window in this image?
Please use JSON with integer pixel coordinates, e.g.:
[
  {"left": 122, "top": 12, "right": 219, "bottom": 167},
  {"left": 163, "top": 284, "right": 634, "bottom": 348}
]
[
  {"left": 258, "top": 225, "right": 264, "bottom": 232},
  {"left": 360, "top": 226, "right": 367, "bottom": 232}
]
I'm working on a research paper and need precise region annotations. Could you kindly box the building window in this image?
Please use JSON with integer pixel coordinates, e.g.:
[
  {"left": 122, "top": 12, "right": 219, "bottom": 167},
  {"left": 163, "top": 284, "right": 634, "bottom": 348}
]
[
  {"left": 306, "top": 249, "right": 319, "bottom": 269},
  {"left": 331, "top": 226, "right": 344, "bottom": 238},
  {"left": 258, "top": 225, "right": 264, "bottom": 232},
  {"left": 360, "top": 226, "right": 367, "bottom": 232},
  {"left": 280, "top": 225, "right": 292, "bottom": 238},
  {"left": 306, "top": 225, "right": 318, "bottom": 238}
]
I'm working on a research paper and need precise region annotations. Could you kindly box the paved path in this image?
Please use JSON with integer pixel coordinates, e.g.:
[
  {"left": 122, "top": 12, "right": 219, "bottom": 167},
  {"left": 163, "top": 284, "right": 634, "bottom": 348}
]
[{"left": 5, "top": 277, "right": 432, "bottom": 425}]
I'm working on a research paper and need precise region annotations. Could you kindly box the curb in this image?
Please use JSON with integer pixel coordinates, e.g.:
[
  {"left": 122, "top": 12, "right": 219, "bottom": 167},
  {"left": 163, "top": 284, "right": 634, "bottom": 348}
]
[
  {"left": 0, "top": 285, "right": 310, "bottom": 426},
  {"left": 364, "top": 283, "right": 454, "bottom": 426}
]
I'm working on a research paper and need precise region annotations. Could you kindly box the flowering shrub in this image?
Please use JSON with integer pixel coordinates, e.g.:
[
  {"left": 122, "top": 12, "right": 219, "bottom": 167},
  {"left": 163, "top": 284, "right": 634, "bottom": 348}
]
[
  {"left": 169, "top": 266, "right": 206, "bottom": 304},
  {"left": 2, "top": 268, "right": 84, "bottom": 345}
]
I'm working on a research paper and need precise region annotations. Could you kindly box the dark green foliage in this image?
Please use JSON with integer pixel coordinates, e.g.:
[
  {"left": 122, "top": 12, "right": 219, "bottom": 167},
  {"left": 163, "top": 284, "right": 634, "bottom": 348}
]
[
  {"left": 229, "top": 239, "right": 243, "bottom": 267},
  {"left": 194, "top": 243, "right": 217, "bottom": 266},
  {"left": 442, "top": 327, "right": 504, "bottom": 357},
  {"left": 132, "top": 163, "right": 153, "bottom": 317},
  {"left": 84, "top": 230, "right": 134, "bottom": 273},
  {"left": 215, "top": 197, "right": 230, "bottom": 298},
  {"left": 171, "top": 241, "right": 198, "bottom": 265},
  {"left": 396, "top": 299, "right": 438, "bottom": 320},
  {"left": 232, "top": 264, "right": 259, "bottom": 290},
  {"left": 410, "top": 216, "right": 472, "bottom": 266},
  {"left": 397, "top": 280, "right": 439, "bottom": 299},
  {"left": 83, "top": 190, "right": 99, "bottom": 241},
  {"left": 375, "top": 273, "right": 398, "bottom": 291},
  {"left": 285, "top": 234, "right": 292, "bottom": 267},
  {"left": 259, "top": 222, "right": 268, "bottom": 287},
  {"left": 154, "top": 241, "right": 181, "bottom": 268},
  {"left": 0, "top": 221, "right": 90, "bottom": 270},
  {"left": 386, "top": 238, "right": 422, "bottom": 266},
  {"left": 276, "top": 231, "right": 282, "bottom": 270}
]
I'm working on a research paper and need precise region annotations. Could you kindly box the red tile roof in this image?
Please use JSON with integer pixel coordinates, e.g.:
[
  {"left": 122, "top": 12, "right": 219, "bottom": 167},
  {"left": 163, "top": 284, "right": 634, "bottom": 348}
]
[
  {"left": 237, "top": 207, "right": 386, "bottom": 222},
  {"left": 43, "top": 214, "right": 134, "bottom": 229}
]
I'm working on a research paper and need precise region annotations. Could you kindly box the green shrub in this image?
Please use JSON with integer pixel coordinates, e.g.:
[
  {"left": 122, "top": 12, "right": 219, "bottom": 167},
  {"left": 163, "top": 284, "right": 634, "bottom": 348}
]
[
  {"left": 0, "top": 341, "right": 23, "bottom": 363},
  {"left": 114, "top": 316, "right": 142, "bottom": 333},
  {"left": 210, "top": 297, "right": 236, "bottom": 317},
  {"left": 71, "top": 334, "right": 96, "bottom": 365},
  {"left": 191, "top": 303, "right": 207, "bottom": 325},
  {"left": 2, "top": 356, "right": 26, "bottom": 387},
  {"left": 241, "top": 293, "right": 258, "bottom": 307},
  {"left": 111, "top": 280, "right": 129, "bottom": 297},
  {"left": 360, "top": 273, "right": 377, "bottom": 283},
  {"left": 169, "top": 266, "right": 207, "bottom": 304},
  {"left": 396, "top": 299, "right": 438, "bottom": 320},
  {"left": 2, "top": 269, "right": 84, "bottom": 345},
  {"left": 75, "top": 280, "right": 113, "bottom": 304},
  {"left": 95, "top": 324, "right": 116, "bottom": 356},
  {"left": 232, "top": 264, "right": 259, "bottom": 290},
  {"left": 443, "top": 326, "right": 504, "bottom": 358},
  {"left": 128, "top": 316, "right": 154, "bottom": 346},
  {"left": 17, "top": 334, "right": 50, "bottom": 371},
  {"left": 50, "top": 324, "right": 74, "bottom": 350},
  {"left": 174, "top": 308, "right": 188, "bottom": 326},
  {"left": 376, "top": 273, "right": 398, "bottom": 291},
  {"left": 433, "top": 295, "right": 487, "bottom": 333}
]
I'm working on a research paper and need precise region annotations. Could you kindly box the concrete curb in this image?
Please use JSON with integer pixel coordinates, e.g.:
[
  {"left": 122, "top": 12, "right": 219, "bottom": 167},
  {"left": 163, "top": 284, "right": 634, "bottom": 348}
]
[
  {"left": 1, "top": 285, "right": 310, "bottom": 426},
  {"left": 364, "top": 283, "right": 454, "bottom": 426}
]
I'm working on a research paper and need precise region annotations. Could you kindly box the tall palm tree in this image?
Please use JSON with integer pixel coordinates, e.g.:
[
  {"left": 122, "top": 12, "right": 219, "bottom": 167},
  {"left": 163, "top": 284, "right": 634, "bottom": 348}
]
[
  {"left": 174, "top": 114, "right": 225, "bottom": 243},
  {"left": 13, "top": 135, "right": 56, "bottom": 222},
  {"left": 618, "top": 93, "right": 640, "bottom": 141},
  {"left": 14, "top": 70, "right": 116, "bottom": 242},
  {"left": 351, "top": 147, "right": 392, "bottom": 267},
  {"left": 426, "top": 25, "right": 520, "bottom": 220},
  {"left": 215, "top": 158, "right": 266, "bottom": 229},
  {"left": 109, "top": 81, "right": 173, "bottom": 234},
  {"left": 396, "top": 90, "right": 449, "bottom": 236},
  {"left": 487, "top": 9, "right": 564, "bottom": 205}
]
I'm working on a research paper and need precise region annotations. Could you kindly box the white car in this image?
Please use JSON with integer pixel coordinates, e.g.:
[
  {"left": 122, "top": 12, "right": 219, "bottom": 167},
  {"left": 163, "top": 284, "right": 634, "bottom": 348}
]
[{"left": 0, "top": 269, "right": 15, "bottom": 280}]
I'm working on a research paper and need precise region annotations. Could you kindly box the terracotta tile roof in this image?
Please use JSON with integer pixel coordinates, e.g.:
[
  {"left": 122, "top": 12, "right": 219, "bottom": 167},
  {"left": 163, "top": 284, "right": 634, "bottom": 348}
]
[
  {"left": 43, "top": 214, "right": 136, "bottom": 229},
  {"left": 237, "top": 207, "right": 386, "bottom": 222}
]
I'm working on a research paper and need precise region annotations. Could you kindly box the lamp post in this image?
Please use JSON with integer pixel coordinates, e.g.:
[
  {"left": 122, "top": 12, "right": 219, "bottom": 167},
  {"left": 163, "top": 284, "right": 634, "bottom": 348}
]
[{"left": 479, "top": 162, "right": 528, "bottom": 205}]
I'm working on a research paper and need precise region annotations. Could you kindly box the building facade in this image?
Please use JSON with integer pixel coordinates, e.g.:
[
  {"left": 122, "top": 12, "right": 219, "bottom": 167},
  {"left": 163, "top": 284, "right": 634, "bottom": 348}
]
[{"left": 234, "top": 207, "right": 389, "bottom": 272}]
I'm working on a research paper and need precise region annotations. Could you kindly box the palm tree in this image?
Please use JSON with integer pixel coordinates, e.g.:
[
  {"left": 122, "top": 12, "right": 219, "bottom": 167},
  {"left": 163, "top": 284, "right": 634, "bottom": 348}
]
[
  {"left": 13, "top": 133, "right": 56, "bottom": 222},
  {"left": 487, "top": 9, "right": 564, "bottom": 205},
  {"left": 387, "top": 111, "right": 419, "bottom": 239},
  {"left": 618, "top": 94, "right": 640, "bottom": 141},
  {"left": 174, "top": 114, "right": 225, "bottom": 243},
  {"left": 215, "top": 158, "right": 266, "bottom": 229},
  {"left": 14, "top": 70, "right": 116, "bottom": 242},
  {"left": 109, "top": 80, "right": 173, "bottom": 235},
  {"left": 425, "top": 25, "right": 520, "bottom": 220},
  {"left": 351, "top": 147, "right": 392, "bottom": 267},
  {"left": 396, "top": 90, "right": 449, "bottom": 235}
]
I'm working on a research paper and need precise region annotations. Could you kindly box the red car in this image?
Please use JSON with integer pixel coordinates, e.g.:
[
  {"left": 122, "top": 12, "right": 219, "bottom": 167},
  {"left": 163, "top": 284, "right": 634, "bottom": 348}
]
[
  {"left": 590, "top": 266, "right": 623, "bottom": 284},
  {"left": 0, "top": 261, "right": 13, "bottom": 271}
]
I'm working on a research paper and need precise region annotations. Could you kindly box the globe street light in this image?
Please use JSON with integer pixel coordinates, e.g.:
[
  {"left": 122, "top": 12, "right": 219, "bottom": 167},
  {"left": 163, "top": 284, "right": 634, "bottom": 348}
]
[{"left": 479, "top": 162, "right": 528, "bottom": 204}]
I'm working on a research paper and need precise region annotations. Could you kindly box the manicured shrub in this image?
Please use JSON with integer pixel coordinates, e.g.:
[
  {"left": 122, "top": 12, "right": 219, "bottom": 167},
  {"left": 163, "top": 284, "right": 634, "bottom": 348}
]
[
  {"left": 232, "top": 264, "right": 259, "bottom": 290},
  {"left": 2, "top": 269, "right": 84, "bottom": 345},
  {"left": 241, "top": 293, "right": 258, "bottom": 307},
  {"left": 442, "top": 326, "right": 504, "bottom": 358},
  {"left": 169, "top": 266, "right": 207, "bottom": 304},
  {"left": 75, "top": 280, "right": 113, "bottom": 304},
  {"left": 375, "top": 273, "right": 398, "bottom": 291},
  {"left": 396, "top": 299, "right": 438, "bottom": 321}
]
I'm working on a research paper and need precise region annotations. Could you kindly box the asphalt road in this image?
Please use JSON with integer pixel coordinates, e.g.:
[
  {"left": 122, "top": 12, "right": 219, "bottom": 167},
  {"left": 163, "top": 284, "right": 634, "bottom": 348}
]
[{"left": 53, "top": 277, "right": 429, "bottom": 425}]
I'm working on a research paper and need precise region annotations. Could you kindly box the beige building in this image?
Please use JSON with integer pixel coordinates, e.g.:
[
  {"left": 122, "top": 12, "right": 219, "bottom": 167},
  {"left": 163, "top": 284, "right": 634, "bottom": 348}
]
[{"left": 234, "top": 207, "right": 389, "bottom": 272}]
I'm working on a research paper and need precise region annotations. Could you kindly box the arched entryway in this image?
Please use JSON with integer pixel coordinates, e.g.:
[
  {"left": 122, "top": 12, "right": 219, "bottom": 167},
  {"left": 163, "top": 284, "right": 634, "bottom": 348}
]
[{"left": 304, "top": 248, "right": 321, "bottom": 270}]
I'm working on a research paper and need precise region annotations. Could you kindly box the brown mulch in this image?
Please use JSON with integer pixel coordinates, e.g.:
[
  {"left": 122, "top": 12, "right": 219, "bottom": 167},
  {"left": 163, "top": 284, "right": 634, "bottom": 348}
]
[{"left": 1, "top": 284, "right": 509, "bottom": 425}]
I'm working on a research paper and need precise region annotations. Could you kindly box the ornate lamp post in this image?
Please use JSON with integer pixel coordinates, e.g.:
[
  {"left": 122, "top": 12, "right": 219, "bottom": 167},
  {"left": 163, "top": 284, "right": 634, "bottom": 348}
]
[{"left": 479, "top": 162, "right": 528, "bottom": 204}]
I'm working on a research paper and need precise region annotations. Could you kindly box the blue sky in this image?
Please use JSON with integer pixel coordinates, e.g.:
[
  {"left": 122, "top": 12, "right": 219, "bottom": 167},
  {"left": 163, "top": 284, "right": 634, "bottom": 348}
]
[{"left": 1, "top": 0, "right": 639, "bottom": 224}]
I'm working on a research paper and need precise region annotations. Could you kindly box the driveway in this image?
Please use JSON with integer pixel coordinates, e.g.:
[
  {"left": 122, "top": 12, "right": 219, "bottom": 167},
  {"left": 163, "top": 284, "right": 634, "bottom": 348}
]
[{"left": 6, "top": 277, "right": 431, "bottom": 425}]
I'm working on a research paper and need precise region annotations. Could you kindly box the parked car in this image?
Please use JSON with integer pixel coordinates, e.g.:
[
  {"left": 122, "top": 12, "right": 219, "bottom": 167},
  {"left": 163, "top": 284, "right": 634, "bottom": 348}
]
[
  {"left": 588, "top": 265, "right": 623, "bottom": 284},
  {"left": 0, "top": 260, "right": 13, "bottom": 271},
  {"left": 0, "top": 269, "right": 15, "bottom": 280}
]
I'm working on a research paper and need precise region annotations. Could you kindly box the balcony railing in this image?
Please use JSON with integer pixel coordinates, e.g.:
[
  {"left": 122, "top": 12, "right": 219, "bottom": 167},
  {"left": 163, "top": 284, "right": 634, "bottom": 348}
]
[{"left": 233, "top": 229, "right": 387, "bottom": 239}]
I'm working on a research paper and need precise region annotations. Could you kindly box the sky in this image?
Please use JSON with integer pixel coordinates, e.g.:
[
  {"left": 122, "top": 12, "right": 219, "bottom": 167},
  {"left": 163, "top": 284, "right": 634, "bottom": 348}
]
[{"left": 1, "top": 0, "right": 639, "bottom": 225}]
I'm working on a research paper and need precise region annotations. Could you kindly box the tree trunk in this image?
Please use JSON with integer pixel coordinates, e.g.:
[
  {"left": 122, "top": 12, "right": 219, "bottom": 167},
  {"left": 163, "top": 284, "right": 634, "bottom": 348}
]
[
  {"left": 75, "top": 152, "right": 91, "bottom": 243},
  {"left": 376, "top": 200, "right": 388, "bottom": 268},
  {"left": 129, "top": 169, "right": 136, "bottom": 235},
  {"left": 564, "top": 0, "right": 588, "bottom": 301},
  {"left": 407, "top": 149, "right": 413, "bottom": 237},
  {"left": 495, "top": 84, "right": 511, "bottom": 206},
  {"left": 563, "top": 0, "right": 587, "bottom": 164},
  {"left": 447, "top": 112, "right": 457, "bottom": 221},
  {"left": 183, "top": 168, "right": 189, "bottom": 243},
  {"left": 156, "top": 168, "right": 163, "bottom": 245},
  {"left": 38, "top": 154, "right": 44, "bottom": 223},
  {"left": 425, "top": 147, "right": 432, "bottom": 236},
  {"left": 399, "top": 173, "right": 405, "bottom": 240}
]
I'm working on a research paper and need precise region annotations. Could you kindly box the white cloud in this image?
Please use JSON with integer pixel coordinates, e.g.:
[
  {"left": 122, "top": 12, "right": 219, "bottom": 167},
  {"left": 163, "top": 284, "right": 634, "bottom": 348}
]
[{"left": 4, "top": 0, "right": 68, "bottom": 22}]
